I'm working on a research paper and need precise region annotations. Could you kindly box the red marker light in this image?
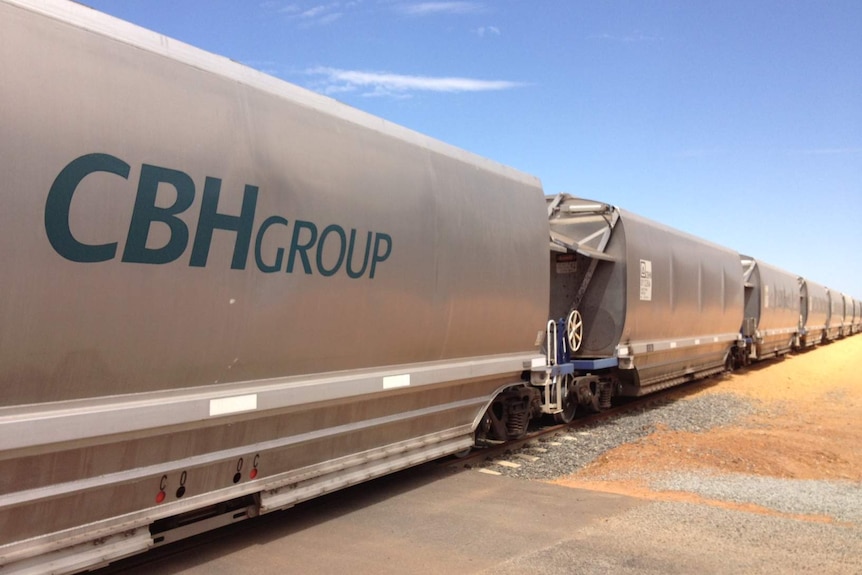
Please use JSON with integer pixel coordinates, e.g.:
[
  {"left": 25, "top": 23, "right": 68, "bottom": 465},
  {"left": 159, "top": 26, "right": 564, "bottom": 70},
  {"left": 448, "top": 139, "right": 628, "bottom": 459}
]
[
  {"left": 156, "top": 491, "right": 166, "bottom": 503},
  {"left": 249, "top": 469, "right": 258, "bottom": 479}
]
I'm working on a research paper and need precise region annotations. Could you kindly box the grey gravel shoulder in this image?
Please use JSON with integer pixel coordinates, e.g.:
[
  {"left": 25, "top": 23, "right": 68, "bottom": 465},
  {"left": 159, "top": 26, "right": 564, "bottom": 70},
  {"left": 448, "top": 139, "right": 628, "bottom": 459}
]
[
  {"left": 482, "top": 392, "right": 762, "bottom": 480},
  {"left": 479, "top": 501, "right": 862, "bottom": 575},
  {"left": 653, "top": 471, "right": 862, "bottom": 523}
]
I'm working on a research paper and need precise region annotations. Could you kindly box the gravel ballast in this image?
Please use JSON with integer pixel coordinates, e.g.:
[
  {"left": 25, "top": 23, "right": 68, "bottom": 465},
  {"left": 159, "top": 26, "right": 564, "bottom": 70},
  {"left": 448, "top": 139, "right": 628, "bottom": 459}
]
[
  {"left": 481, "top": 390, "right": 861, "bottom": 528},
  {"left": 484, "top": 391, "right": 762, "bottom": 480}
]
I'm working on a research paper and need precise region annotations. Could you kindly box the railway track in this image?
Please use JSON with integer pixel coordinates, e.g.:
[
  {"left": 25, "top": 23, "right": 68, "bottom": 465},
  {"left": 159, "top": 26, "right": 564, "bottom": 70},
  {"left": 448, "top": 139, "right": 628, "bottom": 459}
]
[{"left": 445, "top": 371, "right": 729, "bottom": 471}]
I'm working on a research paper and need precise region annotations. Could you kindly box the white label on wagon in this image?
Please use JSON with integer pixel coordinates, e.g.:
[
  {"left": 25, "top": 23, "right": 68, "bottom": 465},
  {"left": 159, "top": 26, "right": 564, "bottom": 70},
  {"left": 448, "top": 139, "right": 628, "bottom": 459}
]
[{"left": 639, "top": 259, "right": 653, "bottom": 301}]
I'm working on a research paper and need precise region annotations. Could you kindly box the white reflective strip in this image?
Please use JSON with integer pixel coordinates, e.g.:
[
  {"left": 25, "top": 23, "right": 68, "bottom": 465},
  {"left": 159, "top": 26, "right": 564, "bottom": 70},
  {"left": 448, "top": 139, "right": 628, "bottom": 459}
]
[
  {"left": 0, "top": 352, "right": 537, "bottom": 452},
  {"left": 670, "top": 342, "right": 677, "bottom": 349},
  {"left": 383, "top": 374, "right": 411, "bottom": 389},
  {"left": 209, "top": 394, "right": 258, "bottom": 416},
  {"left": 531, "top": 357, "right": 546, "bottom": 368}
]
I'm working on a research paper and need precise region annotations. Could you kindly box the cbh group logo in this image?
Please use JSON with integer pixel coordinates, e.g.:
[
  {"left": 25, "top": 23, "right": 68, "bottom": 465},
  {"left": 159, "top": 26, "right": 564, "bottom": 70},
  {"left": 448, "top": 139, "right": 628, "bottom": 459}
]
[{"left": 44, "top": 154, "right": 392, "bottom": 279}]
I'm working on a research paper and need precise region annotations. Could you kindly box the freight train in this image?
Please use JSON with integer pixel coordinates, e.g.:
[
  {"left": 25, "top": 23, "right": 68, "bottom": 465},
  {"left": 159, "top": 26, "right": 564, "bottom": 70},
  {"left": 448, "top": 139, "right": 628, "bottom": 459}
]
[{"left": 0, "top": 1, "right": 859, "bottom": 573}]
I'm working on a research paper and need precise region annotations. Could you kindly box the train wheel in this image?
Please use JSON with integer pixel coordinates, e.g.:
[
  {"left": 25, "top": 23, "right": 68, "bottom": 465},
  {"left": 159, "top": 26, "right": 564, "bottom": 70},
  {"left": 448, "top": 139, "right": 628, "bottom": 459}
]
[
  {"left": 586, "top": 380, "right": 602, "bottom": 413},
  {"left": 566, "top": 309, "right": 584, "bottom": 352},
  {"left": 575, "top": 376, "right": 603, "bottom": 413},
  {"left": 452, "top": 447, "right": 473, "bottom": 458},
  {"left": 553, "top": 375, "right": 577, "bottom": 424}
]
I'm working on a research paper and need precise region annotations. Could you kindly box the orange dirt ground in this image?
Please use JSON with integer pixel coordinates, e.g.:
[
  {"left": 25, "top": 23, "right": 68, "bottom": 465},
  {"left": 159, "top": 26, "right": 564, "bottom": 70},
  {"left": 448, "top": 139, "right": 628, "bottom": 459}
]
[{"left": 553, "top": 334, "right": 862, "bottom": 520}]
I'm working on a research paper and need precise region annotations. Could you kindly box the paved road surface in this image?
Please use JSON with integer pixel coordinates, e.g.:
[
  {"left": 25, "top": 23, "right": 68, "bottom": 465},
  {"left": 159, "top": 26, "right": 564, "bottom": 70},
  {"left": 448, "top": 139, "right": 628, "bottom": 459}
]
[{"left": 97, "top": 461, "right": 861, "bottom": 574}]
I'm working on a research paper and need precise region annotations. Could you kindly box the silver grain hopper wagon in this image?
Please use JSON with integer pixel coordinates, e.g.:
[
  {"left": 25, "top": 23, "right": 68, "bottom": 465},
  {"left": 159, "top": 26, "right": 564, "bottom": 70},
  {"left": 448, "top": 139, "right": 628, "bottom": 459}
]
[
  {"left": 0, "top": 0, "right": 549, "bottom": 571},
  {"left": 538, "top": 194, "right": 744, "bottom": 414},
  {"left": 824, "top": 289, "right": 846, "bottom": 340},
  {"left": 798, "top": 277, "right": 830, "bottom": 347},
  {"left": 842, "top": 294, "right": 855, "bottom": 337},
  {"left": 738, "top": 256, "right": 801, "bottom": 362}
]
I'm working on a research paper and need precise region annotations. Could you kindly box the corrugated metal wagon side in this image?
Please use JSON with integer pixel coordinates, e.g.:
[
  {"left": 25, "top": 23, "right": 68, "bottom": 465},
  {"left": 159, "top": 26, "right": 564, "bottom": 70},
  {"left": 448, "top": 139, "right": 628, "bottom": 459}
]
[
  {"left": 738, "top": 257, "right": 800, "bottom": 361},
  {"left": 798, "top": 278, "right": 830, "bottom": 348},
  {"left": 841, "top": 294, "right": 855, "bottom": 337},
  {"left": 824, "top": 289, "right": 845, "bottom": 341},
  {"left": 0, "top": 1, "right": 549, "bottom": 572},
  {"left": 855, "top": 299, "right": 862, "bottom": 334},
  {"left": 610, "top": 207, "right": 745, "bottom": 394}
]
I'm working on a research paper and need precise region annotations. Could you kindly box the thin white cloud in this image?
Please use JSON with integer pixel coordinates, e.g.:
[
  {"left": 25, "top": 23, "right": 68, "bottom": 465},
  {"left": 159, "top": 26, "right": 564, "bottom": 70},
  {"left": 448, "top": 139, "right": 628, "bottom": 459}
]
[
  {"left": 476, "top": 25, "right": 500, "bottom": 38},
  {"left": 301, "top": 5, "right": 328, "bottom": 18},
  {"left": 261, "top": 1, "right": 349, "bottom": 25},
  {"left": 263, "top": 1, "right": 484, "bottom": 25},
  {"left": 317, "top": 11, "right": 345, "bottom": 24},
  {"left": 397, "top": 2, "right": 485, "bottom": 16},
  {"left": 307, "top": 66, "right": 525, "bottom": 97}
]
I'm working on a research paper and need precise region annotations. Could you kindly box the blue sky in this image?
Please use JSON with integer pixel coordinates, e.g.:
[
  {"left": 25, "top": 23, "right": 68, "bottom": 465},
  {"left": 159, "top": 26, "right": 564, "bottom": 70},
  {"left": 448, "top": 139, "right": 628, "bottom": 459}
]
[{"left": 82, "top": 0, "right": 862, "bottom": 297}]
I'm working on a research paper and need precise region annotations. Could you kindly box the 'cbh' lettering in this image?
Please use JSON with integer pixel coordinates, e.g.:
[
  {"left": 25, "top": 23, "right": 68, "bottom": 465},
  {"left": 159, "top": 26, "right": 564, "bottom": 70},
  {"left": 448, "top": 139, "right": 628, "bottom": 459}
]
[
  {"left": 122, "top": 164, "right": 195, "bottom": 264},
  {"left": 45, "top": 153, "right": 130, "bottom": 262},
  {"left": 189, "top": 177, "right": 258, "bottom": 270},
  {"left": 45, "top": 154, "right": 393, "bottom": 279}
]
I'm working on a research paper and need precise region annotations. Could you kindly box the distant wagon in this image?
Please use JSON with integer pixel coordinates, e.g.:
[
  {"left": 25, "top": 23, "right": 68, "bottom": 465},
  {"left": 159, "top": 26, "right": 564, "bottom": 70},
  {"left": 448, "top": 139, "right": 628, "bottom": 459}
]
[
  {"left": 737, "top": 256, "right": 800, "bottom": 364},
  {"left": 797, "top": 277, "right": 830, "bottom": 348}
]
